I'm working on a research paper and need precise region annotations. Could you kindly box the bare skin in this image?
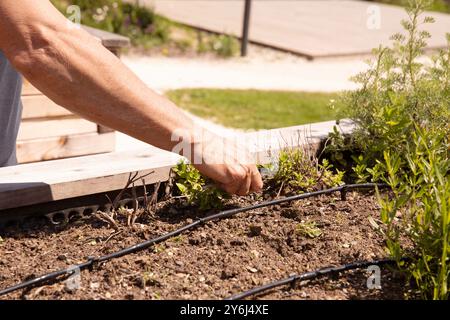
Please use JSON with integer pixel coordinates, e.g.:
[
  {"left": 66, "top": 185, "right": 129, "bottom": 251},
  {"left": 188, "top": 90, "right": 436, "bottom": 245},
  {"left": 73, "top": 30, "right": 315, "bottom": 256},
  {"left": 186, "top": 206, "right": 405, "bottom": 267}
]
[{"left": 0, "top": 0, "right": 263, "bottom": 196}]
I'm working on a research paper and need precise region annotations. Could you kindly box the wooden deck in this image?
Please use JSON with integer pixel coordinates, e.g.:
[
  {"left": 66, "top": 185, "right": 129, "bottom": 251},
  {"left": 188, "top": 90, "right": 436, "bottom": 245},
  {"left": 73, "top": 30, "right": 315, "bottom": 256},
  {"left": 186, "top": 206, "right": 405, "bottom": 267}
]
[{"left": 150, "top": 0, "right": 450, "bottom": 58}]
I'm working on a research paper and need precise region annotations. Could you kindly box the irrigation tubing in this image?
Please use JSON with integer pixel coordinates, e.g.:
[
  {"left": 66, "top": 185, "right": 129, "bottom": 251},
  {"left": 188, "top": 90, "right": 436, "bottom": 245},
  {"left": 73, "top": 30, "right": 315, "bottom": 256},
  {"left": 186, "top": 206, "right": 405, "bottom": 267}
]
[
  {"left": 226, "top": 258, "right": 396, "bottom": 300},
  {"left": 0, "top": 183, "right": 387, "bottom": 297}
]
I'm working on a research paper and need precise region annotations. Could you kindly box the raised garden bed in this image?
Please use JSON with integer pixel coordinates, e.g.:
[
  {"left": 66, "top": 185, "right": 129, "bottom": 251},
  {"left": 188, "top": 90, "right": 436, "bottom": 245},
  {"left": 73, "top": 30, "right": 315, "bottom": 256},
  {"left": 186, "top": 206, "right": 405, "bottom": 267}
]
[
  {"left": 0, "top": 119, "right": 412, "bottom": 300},
  {"left": 0, "top": 180, "right": 410, "bottom": 300}
]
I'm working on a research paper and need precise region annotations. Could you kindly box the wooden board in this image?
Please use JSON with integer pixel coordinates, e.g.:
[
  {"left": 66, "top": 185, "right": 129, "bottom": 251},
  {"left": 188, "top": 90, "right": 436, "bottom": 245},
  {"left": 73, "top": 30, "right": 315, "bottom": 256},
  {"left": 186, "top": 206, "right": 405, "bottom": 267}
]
[
  {"left": 21, "top": 95, "right": 72, "bottom": 119},
  {"left": 21, "top": 79, "right": 40, "bottom": 96},
  {"left": 82, "top": 25, "right": 130, "bottom": 50},
  {"left": 18, "top": 117, "right": 98, "bottom": 141},
  {"left": 17, "top": 132, "right": 115, "bottom": 164},
  {"left": 0, "top": 149, "right": 177, "bottom": 210}
]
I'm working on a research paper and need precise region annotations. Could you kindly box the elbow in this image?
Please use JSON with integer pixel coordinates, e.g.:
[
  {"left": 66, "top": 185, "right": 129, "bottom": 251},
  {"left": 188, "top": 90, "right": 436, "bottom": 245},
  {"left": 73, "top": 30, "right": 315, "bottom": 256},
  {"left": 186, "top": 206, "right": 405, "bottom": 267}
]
[
  {"left": 6, "top": 27, "right": 56, "bottom": 78},
  {"left": 8, "top": 49, "right": 38, "bottom": 76}
]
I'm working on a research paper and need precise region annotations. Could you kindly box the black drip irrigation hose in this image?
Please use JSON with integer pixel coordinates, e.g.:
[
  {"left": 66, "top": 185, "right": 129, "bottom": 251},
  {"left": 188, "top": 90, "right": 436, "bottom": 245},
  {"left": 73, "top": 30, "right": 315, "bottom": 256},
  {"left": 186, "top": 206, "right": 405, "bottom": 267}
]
[
  {"left": 0, "top": 183, "right": 387, "bottom": 297},
  {"left": 226, "top": 258, "right": 396, "bottom": 300}
]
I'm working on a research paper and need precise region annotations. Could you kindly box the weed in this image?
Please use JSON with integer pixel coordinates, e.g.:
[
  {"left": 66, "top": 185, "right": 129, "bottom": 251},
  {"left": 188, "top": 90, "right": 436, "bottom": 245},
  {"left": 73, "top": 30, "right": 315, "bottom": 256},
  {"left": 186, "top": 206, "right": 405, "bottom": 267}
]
[
  {"left": 296, "top": 221, "right": 322, "bottom": 238},
  {"left": 270, "top": 148, "right": 344, "bottom": 194},
  {"left": 196, "top": 33, "right": 239, "bottom": 58},
  {"left": 173, "top": 161, "right": 229, "bottom": 210},
  {"left": 170, "top": 235, "right": 185, "bottom": 243}
]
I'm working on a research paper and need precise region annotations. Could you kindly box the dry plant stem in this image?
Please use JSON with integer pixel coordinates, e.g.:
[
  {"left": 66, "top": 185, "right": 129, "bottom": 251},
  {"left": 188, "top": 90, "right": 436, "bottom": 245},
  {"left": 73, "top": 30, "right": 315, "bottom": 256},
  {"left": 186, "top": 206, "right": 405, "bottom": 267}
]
[
  {"left": 149, "top": 181, "right": 161, "bottom": 214},
  {"left": 96, "top": 211, "right": 119, "bottom": 231},
  {"left": 104, "top": 230, "right": 123, "bottom": 245},
  {"left": 276, "top": 181, "right": 285, "bottom": 198},
  {"left": 142, "top": 179, "right": 149, "bottom": 212}
]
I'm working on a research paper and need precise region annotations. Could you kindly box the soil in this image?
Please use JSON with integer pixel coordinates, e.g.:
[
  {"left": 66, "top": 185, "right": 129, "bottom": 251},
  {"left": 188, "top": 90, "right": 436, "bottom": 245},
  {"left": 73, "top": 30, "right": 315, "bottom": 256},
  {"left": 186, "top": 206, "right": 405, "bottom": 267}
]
[{"left": 0, "top": 189, "right": 412, "bottom": 300}]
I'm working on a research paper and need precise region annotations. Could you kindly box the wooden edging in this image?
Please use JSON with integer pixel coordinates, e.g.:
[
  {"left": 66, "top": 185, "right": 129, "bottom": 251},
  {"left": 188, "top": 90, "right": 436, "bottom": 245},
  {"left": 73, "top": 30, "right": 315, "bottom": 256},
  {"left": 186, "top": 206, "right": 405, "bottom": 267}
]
[
  {"left": 0, "top": 120, "right": 354, "bottom": 211},
  {"left": 82, "top": 26, "right": 130, "bottom": 51}
]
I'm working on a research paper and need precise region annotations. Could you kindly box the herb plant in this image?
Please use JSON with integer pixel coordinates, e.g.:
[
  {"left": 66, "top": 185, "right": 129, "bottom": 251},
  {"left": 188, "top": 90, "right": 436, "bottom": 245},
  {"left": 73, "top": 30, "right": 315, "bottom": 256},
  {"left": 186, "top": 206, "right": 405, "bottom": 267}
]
[{"left": 173, "top": 161, "right": 229, "bottom": 210}]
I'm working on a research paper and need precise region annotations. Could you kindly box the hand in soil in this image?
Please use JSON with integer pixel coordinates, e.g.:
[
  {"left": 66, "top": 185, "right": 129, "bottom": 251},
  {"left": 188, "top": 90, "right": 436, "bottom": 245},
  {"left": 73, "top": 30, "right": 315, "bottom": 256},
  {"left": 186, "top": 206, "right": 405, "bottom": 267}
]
[
  {"left": 192, "top": 138, "right": 263, "bottom": 196},
  {"left": 195, "top": 162, "right": 263, "bottom": 196}
]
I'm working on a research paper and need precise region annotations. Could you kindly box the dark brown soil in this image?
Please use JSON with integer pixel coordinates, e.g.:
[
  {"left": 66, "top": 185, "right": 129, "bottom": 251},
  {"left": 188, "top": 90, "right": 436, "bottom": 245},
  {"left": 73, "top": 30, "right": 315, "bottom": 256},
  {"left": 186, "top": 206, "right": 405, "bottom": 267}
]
[{"left": 0, "top": 190, "right": 411, "bottom": 300}]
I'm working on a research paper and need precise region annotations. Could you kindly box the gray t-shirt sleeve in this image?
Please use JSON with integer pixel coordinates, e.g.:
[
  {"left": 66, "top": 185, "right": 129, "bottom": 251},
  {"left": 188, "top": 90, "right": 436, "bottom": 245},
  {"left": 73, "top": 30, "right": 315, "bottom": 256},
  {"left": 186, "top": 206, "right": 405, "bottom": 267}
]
[{"left": 0, "top": 50, "right": 22, "bottom": 167}]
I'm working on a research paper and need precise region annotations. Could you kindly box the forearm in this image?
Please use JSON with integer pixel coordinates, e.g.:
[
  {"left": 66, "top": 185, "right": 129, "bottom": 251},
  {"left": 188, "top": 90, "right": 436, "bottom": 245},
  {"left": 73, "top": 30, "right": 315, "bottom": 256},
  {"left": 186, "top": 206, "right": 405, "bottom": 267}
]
[
  {"left": 1, "top": 5, "right": 195, "bottom": 153},
  {"left": 0, "top": 0, "right": 263, "bottom": 195}
]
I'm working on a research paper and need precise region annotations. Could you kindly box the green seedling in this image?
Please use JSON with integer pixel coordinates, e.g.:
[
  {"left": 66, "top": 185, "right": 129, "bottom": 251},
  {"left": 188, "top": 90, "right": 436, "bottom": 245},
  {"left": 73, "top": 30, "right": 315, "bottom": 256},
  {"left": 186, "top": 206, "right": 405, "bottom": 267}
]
[
  {"left": 296, "top": 221, "right": 322, "bottom": 238},
  {"left": 270, "top": 148, "right": 344, "bottom": 193},
  {"left": 173, "top": 161, "right": 229, "bottom": 210}
]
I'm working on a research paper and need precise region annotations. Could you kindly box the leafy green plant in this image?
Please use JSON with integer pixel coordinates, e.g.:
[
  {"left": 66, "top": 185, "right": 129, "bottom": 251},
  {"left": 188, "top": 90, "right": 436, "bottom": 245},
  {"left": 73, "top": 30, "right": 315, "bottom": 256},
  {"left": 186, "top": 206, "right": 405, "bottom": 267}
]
[
  {"left": 197, "top": 34, "right": 239, "bottom": 58},
  {"left": 270, "top": 148, "right": 344, "bottom": 193},
  {"left": 377, "top": 125, "right": 449, "bottom": 299},
  {"left": 324, "top": 0, "right": 450, "bottom": 299},
  {"left": 296, "top": 221, "right": 322, "bottom": 238},
  {"left": 370, "top": 0, "right": 450, "bottom": 13},
  {"left": 326, "top": 0, "right": 449, "bottom": 183},
  {"left": 172, "top": 161, "right": 229, "bottom": 210},
  {"left": 51, "top": 0, "right": 171, "bottom": 46}
]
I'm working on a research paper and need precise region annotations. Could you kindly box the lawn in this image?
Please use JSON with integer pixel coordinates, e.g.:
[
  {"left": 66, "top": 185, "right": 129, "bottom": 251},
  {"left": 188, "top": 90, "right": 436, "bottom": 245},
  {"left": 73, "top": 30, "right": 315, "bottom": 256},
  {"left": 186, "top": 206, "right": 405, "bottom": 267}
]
[
  {"left": 372, "top": 0, "right": 450, "bottom": 13},
  {"left": 167, "top": 89, "right": 340, "bottom": 130}
]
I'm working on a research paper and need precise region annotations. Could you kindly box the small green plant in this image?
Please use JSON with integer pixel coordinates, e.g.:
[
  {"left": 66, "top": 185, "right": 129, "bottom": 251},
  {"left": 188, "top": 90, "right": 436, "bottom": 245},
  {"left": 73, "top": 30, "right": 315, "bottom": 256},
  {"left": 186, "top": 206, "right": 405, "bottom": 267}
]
[
  {"left": 296, "top": 221, "right": 322, "bottom": 238},
  {"left": 377, "top": 125, "right": 449, "bottom": 299},
  {"left": 197, "top": 33, "right": 239, "bottom": 58},
  {"left": 51, "top": 0, "right": 171, "bottom": 47},
  {"left": 172, "top": 161, "right": 229, "bottom": 210},
  {"left": 270, "top": 148, "right": 344, "bottom": 193}
]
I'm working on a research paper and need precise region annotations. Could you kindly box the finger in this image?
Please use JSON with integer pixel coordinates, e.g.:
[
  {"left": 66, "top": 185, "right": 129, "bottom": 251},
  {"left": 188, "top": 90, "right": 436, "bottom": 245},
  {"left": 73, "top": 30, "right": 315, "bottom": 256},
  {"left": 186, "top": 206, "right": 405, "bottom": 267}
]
[
  {"left": 249, "top": 165, "right": 263, "bottom": 192},
  {"left": 236, "top": 165, "right": 252, "bottom": 196},
  {"left": 219, "top": 165, "right": 247, "bottom": 195}
]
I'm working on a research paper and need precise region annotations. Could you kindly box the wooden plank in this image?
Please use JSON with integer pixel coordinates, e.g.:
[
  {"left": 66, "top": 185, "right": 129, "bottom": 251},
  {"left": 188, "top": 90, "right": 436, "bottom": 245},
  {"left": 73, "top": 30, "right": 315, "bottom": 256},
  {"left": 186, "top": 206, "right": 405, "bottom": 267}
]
[
  {"left": 21, "top": 95, "right": 72, "bottom": 119},
  {"left": 22, "top": 79, "right": 40, "bottom": 96},
  {"left": 82, "top": 25, "right": 130, "bottom": 49},
  {"left": 18, "top": 117, "right": 98, "bottom": 141},
  {"left": 0, "top": 149, "right": 177, "bottom": 210},
  {"left": 0, "top": 120, "right": 354, "bottom": 211},
  {"left": 247, "top": 120, "right": 355, "bottom": 164},
  {"left": 17, "top": 132, "right": 115, "bottom": 164}
]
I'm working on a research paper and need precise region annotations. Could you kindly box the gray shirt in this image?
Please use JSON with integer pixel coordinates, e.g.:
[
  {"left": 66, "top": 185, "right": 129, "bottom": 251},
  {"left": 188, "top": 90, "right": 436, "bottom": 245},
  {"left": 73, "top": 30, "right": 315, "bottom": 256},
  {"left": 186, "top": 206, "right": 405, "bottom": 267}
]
[{"left": 0, "top": 50, "right": 22, "bottom": 167}]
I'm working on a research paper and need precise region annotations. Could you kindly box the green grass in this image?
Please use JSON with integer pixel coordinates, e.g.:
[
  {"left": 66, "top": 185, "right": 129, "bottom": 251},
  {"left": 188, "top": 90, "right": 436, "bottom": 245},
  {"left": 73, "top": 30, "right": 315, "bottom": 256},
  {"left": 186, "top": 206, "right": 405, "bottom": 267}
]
[
  {"left": 372, "top": 0, "right": 450, "bottom": 13},
  {"left": 167, "top": 89, "right": 340, "bottom": 130}
]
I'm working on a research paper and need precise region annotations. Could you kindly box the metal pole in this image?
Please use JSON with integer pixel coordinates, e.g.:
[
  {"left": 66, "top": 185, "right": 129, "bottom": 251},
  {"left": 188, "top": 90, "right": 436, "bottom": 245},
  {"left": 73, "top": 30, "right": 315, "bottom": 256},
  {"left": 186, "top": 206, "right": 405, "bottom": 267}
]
[{"left": 241, "top": 0, "right": 252, "bottom": 57}]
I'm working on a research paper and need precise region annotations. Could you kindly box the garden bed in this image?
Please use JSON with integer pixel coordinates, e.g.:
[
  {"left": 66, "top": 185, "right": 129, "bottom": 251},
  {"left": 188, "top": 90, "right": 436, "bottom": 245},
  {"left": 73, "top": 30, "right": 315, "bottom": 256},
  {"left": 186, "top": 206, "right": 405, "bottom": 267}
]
[{"left": 0, "top": 183, "right": 411, "bottom": 300}]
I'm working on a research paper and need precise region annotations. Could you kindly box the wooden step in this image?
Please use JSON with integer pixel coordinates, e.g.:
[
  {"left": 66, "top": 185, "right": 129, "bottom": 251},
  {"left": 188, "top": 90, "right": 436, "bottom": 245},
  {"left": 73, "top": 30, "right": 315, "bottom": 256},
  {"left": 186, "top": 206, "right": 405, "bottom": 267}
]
[
  {"left": 17, "top": 132, "right": 115, "bottom": 164},
  {"left": 18, "top": 117, "right": 98, "bottom": 141}
]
